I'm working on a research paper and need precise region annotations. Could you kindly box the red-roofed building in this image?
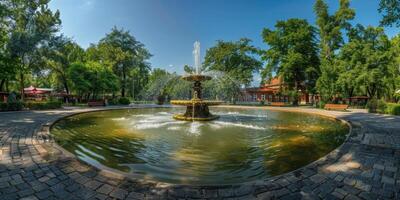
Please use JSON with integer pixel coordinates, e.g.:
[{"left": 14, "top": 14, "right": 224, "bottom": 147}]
[{"left": 241, "top": 77, "right": 316, "bottom": 104}]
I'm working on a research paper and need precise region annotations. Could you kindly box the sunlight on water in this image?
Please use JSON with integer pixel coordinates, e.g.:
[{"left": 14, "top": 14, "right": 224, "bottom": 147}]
[{"left": 51, "top": 107, "right": 349, "bottom": 184}]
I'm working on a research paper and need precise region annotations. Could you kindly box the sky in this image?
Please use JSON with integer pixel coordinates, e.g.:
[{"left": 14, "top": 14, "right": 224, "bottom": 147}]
[{"left": 49, "top": 0, "right": 398, "bottom": 85}]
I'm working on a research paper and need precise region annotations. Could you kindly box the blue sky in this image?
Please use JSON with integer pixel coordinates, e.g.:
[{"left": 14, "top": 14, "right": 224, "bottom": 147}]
[{"left": 49, "top": 0, "right": 397, "bottom": 84}]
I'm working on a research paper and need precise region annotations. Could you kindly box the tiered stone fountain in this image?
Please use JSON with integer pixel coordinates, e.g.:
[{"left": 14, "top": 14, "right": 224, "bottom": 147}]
[{"left": 171, "top": 41, "right": 223, "bottom": 121}]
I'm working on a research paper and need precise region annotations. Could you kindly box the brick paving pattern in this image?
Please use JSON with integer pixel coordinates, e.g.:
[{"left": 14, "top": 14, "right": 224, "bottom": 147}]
[{"left": 0, "top": 106, "right": 399, "bottom": 199}]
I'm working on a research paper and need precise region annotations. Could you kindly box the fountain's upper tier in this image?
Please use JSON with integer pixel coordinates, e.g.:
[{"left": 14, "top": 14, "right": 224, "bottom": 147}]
[{"left": 182, "top": 74, "right": 212, "bottom": 82}]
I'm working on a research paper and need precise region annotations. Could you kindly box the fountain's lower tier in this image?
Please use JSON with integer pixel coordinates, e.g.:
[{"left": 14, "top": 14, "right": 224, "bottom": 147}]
[{"left": 171, "top": 100, "right": 223, "bottom": 121}]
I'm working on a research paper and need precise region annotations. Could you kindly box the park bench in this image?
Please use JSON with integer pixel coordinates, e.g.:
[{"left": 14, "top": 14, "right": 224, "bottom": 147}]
[
  {"left": 271, "top": 102, "right": 286, "bottom": 107},
  {"left": 88, "top": 100, "right": 105, "bottom": 107},
  {"left": 324, "top": 104, "right": 348, "bottom": 111}
]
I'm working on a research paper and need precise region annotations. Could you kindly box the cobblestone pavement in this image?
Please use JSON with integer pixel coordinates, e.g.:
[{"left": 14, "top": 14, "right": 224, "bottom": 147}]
[{"left": 0, "top": 105, "right": 399, "bottom": 200}]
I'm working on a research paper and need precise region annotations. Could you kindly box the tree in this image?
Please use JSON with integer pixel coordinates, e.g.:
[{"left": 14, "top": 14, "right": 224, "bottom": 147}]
[
  {"left": 7, "top": 0, "right": 60, "bottom": 100},
  {"left": 142, "top": 68, "right": 176, "bottom": 101},
  {"left": 262, "top": 18, "right": 320, "bottom": 105},
  {"left": 379, "top": 0, "right": 400, "bottom": 27},
  {"left": 68, "top": 61, "right": 119, "bottom": 100},
  {"left": 337, "top": 25, "right": 393, "bottom": 99},
  {"left": 44, "top": 35, "right": 85, "bottom": 94},
  {"left": 203, "top": 38, "right": 262, "bottom": 102},
  {"left": 314, "top": 0, "right": 355, "bottom": 102},
  {"left": 98, "top": 27, "right": 152, "bottom": 97},
  {"left": 0, "top": 2, "right": 14, "bottom": 91}
]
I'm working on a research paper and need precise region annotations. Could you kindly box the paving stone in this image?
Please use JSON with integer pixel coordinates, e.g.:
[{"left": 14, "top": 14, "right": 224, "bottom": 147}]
[
  {"left": 96, "top": 184, "right": 114, "bottom": 195},
  {"left": 109, "top": 188, "right": 128, "bottom": 199}
]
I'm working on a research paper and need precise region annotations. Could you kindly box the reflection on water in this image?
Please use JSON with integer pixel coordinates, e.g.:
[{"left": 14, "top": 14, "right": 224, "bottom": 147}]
[{"left": 51, "top": 107, "right": 349, "bottom": 184}]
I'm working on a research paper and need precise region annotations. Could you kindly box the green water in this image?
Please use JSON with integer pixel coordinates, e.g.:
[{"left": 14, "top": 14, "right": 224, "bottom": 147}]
[{"left": 51, "top": 107, "right": 348, "bottom": 184}]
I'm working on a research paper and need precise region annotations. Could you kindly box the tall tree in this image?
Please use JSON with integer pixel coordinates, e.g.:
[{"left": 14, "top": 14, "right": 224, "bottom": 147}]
[
  {"left": 0, "top": 2, "right": 14, "bottom": 91},
  {"left": 337, "top": 25, "right": 393, "bottom": 99},
  {"left": 379, "top": 0, "right": 400, "bottom": 27},
  {"left": 314, "top": 0, "right": 355, "bottom": 102},
  {"left": 7, "top": 0, "right": 60, "bottom": 100},
  {"left": 44, "top": 35, "right": 85, "bottom": 94},
  {"left": 203, "top": 38, "right": 262, "bottom": 102},
  {"left": 262, "top": 18, "right": 320, "bottom": 105},
  {"left": 98, "top": 27, "right": 151, "bottom": 97}
]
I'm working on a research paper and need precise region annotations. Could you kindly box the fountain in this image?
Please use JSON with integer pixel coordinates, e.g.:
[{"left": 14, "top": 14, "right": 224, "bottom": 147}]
[{"left": 170, "top": 41, "right": 223, "bottom": 121}]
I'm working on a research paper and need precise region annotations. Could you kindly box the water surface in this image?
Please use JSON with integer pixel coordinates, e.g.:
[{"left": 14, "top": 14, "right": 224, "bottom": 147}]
[{"left": 51, "top": 107, "right": 348, "bottom": 184}]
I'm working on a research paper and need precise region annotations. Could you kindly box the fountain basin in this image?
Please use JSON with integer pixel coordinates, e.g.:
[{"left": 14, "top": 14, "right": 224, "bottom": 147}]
[{"left": 51, "top": 107, "right": 349, "bottom": 185}]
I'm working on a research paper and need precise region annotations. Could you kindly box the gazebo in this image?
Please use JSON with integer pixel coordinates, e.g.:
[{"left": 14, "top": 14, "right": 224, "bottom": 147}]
[{"left": 24, "top": 86, "right": 53, "bottom": 101}]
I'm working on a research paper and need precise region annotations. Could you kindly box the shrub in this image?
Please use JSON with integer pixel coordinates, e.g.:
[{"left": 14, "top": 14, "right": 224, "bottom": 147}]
[
  {"left": 386, "top": 103, "right": 400, "bottom": 115},
  {"left": 366, "top": 99, "right": 378, "bottom": 113},
  {"left": 118, "top": 97, "right": 131, "bottom": 105},
  {"left": 0, "top": 102, "right": 23, "bottom": 111},
  {"left": 24, "top": 101, "right": 62, "bottom": 110},
  {"left": 377, "top": 99, "right": 387, "bottom": 114},
  {"left": 317, "top": 101, "right": 326, "bottom": 109},
  {"left": 108, "top": 98, "right": 119, "bottom": 105}
]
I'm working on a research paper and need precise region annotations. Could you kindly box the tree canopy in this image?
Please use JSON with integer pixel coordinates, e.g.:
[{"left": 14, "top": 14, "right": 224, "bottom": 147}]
[{"left": 262, "top": 18, "right": 320, "bottom": 102}]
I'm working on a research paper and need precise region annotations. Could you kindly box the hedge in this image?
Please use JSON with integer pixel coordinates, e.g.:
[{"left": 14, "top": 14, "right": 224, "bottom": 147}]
[
  {"left": 0, "top": 102, "right": 23, "bottom": 111},
  {"left": 23, "top": 101, "right": 62, "bottom": 110},
  {"left": 386, "top": 103, "right": 400, "bottom": 115},
  {"left": 118, "top": 97, "right": 131, "bottom": 105}
]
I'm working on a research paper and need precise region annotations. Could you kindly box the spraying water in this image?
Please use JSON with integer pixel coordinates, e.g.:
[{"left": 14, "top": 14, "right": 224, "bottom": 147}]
[{"left": 193, "top": 41, "right": 201, "bottom": 75}]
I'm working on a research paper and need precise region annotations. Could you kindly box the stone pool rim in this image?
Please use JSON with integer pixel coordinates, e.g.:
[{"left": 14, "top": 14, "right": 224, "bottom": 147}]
[{"left": 46, "top": 105, "right": 353, "bottom": 187}]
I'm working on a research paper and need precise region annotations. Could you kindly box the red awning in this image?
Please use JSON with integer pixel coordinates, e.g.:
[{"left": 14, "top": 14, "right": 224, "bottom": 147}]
[{"left": 24, "top": 86, "right": 53, "bottom": 94}]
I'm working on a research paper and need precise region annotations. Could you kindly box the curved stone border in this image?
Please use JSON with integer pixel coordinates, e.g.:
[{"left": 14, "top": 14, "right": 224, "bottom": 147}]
[{"left": 0, "top": 105, "right": 399, "bottom": 199}]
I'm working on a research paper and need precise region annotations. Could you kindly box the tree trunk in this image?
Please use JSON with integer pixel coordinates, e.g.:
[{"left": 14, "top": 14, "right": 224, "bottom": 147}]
[
  {"left": 62, "top": 75, "right": 70, "bottom": 94},
  {"left": 0, "top": 79, "right": 5, "bottom": 91},
  {"left": 121, "top": 69, "right": 126, "bottom": 97},
  {"left": 20, "top": 72, "right": 24, "bottom": 101}
]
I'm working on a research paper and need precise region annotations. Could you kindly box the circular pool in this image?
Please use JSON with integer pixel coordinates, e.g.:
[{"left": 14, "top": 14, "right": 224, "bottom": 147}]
[{"left": 51, "top": 107, "right": 349, "bottom": 185}]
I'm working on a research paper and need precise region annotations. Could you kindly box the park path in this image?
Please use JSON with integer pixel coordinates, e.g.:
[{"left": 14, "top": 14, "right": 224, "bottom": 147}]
[{"left": 0, "top": 105, "right": 399, "bottom": 200}]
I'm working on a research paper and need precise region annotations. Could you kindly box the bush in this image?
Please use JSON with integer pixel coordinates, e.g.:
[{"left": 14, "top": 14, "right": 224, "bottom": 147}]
[
  {"left": 108, "top": 98, "right": 119, "bottom": 105},
  {"left": 366, "top": 99, "right": 378, "bottom": 113},
  {"left": 316, "top": 101, "right": 326, "bottom": 109},
  {"left": 118, "top": 97, "right": 131, "bottom": 105},
  {"left": 377, "top": 99, "right": 387, "bottom": 114},
  {"left": 386, "top": 103, "right": 400, "bottom": 115},
  {"left": 24, "top": 101, "right": 62, "bottom": 110},
  {"left": 0, "top": 102, "right": 23, "bottom": 111}
]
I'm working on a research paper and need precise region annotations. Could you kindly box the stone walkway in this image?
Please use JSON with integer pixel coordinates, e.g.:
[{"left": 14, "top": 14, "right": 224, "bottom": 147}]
[{"left": 0, "top": 105, "right": 399, "bottom": 200}]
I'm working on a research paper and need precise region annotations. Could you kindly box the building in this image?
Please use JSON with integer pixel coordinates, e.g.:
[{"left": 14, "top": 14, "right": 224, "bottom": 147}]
[{"left": 241, "top": 77, "right": 316, "bottom": 104}]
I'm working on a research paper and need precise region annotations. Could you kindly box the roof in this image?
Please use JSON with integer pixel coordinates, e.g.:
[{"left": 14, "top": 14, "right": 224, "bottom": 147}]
[
  {"left": 24, "top": 86, "right": 53, "bottom": 94},
  {"left": 262, "top": 77, "right": 282, "bottom": 88}
]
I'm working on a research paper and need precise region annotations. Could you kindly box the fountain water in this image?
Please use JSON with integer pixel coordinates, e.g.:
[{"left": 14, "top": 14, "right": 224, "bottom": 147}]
[{"left": 171, "top": 41, "right": 223, "bottom": 121}]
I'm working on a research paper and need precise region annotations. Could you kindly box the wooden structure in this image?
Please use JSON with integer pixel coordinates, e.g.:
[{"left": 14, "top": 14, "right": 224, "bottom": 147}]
[
  {"left": 271, "top": 102, "right": 286, "bottom": 107},
  {"left": 24, "top": 86, "right": 53, "bottom": 101},
  {"left": 88, "top": 100, "right": 106, "bottom": 107},
  {"left": 324, "top": 104, "right": 349, "bottom": 111}
]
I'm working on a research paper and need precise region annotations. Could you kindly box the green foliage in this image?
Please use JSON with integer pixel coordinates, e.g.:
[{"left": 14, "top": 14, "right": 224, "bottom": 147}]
[
  {"left": 0, "top": 102, "right": 23, "bottom": 111},
  {"left": 204, "top": 38, "right": 262, "bottom": 85},
  {"left": 366, "top": 99, "right": 378, "bottom": 113},
  {"left": 118, "top": 97, "right": 131, "bottom": 105},
  {"left": 314, "top": 0, "right": 355, "bottom": 102},
  {"left": 95, "top": 27, "right": 152, "bottom": 97},
  {"left": 204, "top": 38, "right": 262, "bottom": 102},
  {"left": 379, "top": 0, "right": 400, "bottom": 27},
  {"left": 386, "top": 103, "right": 400, "bottom": 115},
  {"left": 23, "top": 101, "right": 62, "bottom": 110},
  {"left": 377, "top": 99, "right": 388, "bottom": 113},
  {"left": 262, "top": 18, "right": 320, "bottom": 104},
  {"left": 5, "top": 0, "right": 61, "bottom": 99},
  {"left": 68, "top": 62, "right": 119, "bottom": 100}
]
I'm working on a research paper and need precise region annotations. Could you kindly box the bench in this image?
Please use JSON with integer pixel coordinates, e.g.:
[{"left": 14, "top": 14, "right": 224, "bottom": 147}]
[
  {"left": 271, "top": 102, "right": 286, "bottom": 107},
  {"left": 88, "top": 101, "right": 105, "bottom": 107},
  {"left": 324, "top": 104, "right": 348, "bottom": 111}
]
